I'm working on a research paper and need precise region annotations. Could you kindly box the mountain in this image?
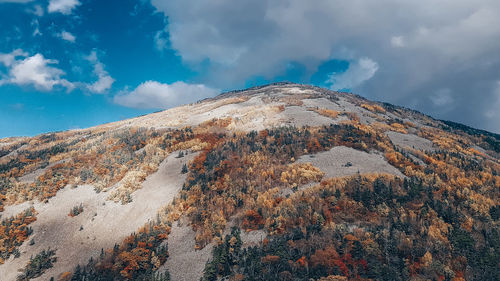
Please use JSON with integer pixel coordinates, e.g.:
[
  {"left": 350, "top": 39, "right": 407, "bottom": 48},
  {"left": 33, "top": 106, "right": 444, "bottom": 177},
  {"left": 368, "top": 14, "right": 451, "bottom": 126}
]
[{"left": 0, "top": 83, "right": 498, "bottom": 281}]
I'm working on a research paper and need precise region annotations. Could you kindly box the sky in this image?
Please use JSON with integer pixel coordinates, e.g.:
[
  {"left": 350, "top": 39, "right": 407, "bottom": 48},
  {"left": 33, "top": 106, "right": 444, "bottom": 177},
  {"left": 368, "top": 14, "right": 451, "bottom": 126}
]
[{"left": 0, "top": 0, "right": 499, "bottom": 138}]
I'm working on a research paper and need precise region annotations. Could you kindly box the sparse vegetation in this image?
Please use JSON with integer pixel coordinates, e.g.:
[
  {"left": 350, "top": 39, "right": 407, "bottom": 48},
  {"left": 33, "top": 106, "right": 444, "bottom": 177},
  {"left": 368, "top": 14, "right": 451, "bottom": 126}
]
[
  {"left": 68, "top": 203, "right": 84, "bottom": 217},
  {"left": 17, "top": 248, "right": 57, "bottom": 281},
  {"left": 309, "top": 107, "right": 340, "bottom": 119},
  {"left": 361, "top": 103, "right": 386, "bottom": 113}
]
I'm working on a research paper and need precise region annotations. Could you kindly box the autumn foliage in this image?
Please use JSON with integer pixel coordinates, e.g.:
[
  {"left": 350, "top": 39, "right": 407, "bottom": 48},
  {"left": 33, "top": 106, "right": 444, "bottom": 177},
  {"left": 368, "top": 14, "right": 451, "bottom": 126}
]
[{"left": 0, "top": 208, "right": 37, "bottom": 264}]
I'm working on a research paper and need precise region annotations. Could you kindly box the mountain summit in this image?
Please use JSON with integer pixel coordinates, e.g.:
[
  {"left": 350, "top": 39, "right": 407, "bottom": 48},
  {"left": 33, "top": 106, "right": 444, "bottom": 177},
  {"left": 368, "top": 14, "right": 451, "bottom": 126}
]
[{"left": 0, "top": 83, "right": 498, "bottom": 281}]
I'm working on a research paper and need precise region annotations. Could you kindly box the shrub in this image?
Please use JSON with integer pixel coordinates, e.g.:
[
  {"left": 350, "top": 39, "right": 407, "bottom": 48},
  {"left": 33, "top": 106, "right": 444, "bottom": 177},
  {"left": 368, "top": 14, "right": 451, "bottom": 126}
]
[
  {"left": 181, "top": 164, "right": 188, "bottom": 174},
  {"left": 68, "top": 203, "right": 84, "bottom": 217}
]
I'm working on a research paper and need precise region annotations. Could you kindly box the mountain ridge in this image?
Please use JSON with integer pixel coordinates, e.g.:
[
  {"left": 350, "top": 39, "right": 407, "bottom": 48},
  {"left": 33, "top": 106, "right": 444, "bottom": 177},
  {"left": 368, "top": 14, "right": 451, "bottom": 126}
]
[{"left": 2, "top": 82, "right": 499, "bottom": 140}]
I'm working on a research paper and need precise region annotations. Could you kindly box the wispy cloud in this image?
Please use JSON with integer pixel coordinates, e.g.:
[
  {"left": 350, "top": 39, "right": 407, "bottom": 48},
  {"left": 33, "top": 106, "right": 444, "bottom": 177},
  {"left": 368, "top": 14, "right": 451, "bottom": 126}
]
[
  {"left": 154, "top": 30, "right": 169, "bottom": 52},
  {"left": 58, "top": 30, "right": 76, "bottom": 43},
  {"left": 85, "top": 51, "right": 114, "bottom": 94}
]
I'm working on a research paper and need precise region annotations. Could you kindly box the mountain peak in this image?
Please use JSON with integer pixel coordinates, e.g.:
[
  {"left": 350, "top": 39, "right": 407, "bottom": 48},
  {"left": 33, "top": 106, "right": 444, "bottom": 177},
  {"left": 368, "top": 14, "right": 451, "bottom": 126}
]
[{"left": 100, "top": 82, "right": 431, "bottom": 136}]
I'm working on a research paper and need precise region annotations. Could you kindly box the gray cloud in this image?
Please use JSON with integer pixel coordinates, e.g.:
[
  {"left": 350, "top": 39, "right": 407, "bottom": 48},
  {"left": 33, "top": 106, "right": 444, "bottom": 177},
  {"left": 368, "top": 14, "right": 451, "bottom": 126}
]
[{"left": 151, "top": 0, "right": 500, "bottom": 133}]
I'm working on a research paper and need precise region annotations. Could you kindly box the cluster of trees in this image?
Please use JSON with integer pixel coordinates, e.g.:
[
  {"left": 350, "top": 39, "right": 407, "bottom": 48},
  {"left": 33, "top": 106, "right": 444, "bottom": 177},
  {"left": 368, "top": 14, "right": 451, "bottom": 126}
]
[
  {"left": 0, "top": 142, "right": 67, "bottom": 177},
  {"left": 202, "top": 174, "right": 499, "bottom": 280},
  {"left": 0, "top": 208, "right": 36, "bottom": 264},
  {"left": 204, "top": 228, "right": 369, "bottom": 281},
  {"left": 203, "top": 227, "right": 243, "bottom": 280},
  {"left": 17, "top": 248, "right": 56, "bottom": 281},
  {"left": 70, "top": 220, "right": 170, "bottom": 280}
]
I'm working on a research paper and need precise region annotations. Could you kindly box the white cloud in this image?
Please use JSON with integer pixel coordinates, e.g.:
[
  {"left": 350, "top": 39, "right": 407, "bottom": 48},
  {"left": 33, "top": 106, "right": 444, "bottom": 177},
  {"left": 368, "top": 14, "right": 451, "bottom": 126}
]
[
  {"left": 327, "top": 58, "right": 379, "bottom": 91},
  {"left": 10, "top": 54, "right": 74, "bottom": 91},
  {"left": 0, "top": 49, "right": 117, "bottom": 94},
  {"left": 0, "top": 49, "right": 115, "bottom": 94},
  {"left": 59, "top": 31, "right": 76, "bottom": 43},
  {"left": 48, "top": 0, "right": 80, "bottom": 15},
  {"left": 114, "top": 81, "right": 218, "bottom": 109},
  {"left": 0, "top": 50, "right": 74, "bottom": 91},
  {"left": 85, "top": 51, "right": 114, "bottom": 94}
]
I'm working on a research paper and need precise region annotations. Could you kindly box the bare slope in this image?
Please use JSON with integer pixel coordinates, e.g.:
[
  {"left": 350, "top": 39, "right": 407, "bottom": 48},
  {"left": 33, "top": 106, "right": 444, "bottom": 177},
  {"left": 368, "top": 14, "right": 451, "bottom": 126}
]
[{"left": 297, "top": 146, "right": 405, "bottom": 179}]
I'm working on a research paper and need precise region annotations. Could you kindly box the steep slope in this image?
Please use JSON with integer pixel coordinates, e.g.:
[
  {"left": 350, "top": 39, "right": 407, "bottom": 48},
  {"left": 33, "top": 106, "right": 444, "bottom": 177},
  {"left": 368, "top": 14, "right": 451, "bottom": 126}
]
[{"left": 0, "top": 83, "right": 498, "bottom": 281}]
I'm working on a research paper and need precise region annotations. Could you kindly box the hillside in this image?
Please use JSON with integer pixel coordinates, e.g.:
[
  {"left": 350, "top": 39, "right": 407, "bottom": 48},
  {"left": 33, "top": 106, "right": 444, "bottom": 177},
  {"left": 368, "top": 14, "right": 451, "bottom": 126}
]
[{"left": 0, "top": 83, "right": 498, "bottom": 281}]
